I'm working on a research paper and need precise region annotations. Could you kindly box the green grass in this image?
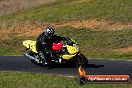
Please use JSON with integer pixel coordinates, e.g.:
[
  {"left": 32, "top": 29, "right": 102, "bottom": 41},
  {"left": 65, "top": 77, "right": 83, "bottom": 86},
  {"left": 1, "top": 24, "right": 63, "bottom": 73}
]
[
  {"left": 0, "top": 1, "right": 132, "bottom": 87},
  {"left": 1, "top": 0, "right": 132, "bottom": 26},
  {"left": 56, "top": 27, "right": 132, "bottom": 59},
  {"left": 0, "top": 37, "right": 36, "bottom": 56},
  {"left": 0, "top": 71, "right": 131, "bottom": 88},
  {"left": 0, "top": 0, "right": 132, "bottom": 59},
  {"left": 0, "top": 27, "right": 131, "bottom": 60}
]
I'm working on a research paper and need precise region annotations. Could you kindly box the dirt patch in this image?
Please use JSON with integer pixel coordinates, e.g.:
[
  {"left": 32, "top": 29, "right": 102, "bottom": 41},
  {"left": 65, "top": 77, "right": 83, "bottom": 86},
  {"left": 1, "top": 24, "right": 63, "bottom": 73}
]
[
  {"left": 55, "top": 19, "right": 132, "bottom": 31},
  {"left": 113, "top": 46, "right": 132, "bottom": 53},
  {"left": 0, "top": 23, "right": 43, "bottom": 40},
  {"left": 1, "top": 19, "right": 132, "bottom": 40},
  {"left": 72, "top": 0, "right": 93, "bottom": 4}
]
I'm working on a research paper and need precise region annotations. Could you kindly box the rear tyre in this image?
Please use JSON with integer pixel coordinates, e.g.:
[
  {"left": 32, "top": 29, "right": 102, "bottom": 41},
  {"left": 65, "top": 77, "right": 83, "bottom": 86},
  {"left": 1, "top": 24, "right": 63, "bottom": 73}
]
[
  {"left": 30, "top": 59, "right": 40, "bottom": 65},
  {"left": 39, "top": 52, "right": 53, "bottom": 69},
  {"left": 39, "top": 52, "right": 48, "bottom": 67},
  {"left": 25, "top": 49, "right": 40, "bottom": 65}
]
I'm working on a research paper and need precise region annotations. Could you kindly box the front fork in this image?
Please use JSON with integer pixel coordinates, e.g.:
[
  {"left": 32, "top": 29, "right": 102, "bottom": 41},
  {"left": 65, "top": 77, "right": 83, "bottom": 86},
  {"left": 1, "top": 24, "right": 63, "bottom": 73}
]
[{"left": 75, "top": 52, "right": 83, "bottom": 67}]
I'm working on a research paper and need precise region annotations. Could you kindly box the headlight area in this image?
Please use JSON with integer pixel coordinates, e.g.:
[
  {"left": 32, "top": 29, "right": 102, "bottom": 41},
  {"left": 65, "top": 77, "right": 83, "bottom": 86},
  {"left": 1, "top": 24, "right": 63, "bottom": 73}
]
[{"left": 73, "top": 44, "right": 79, "bottom": 50}]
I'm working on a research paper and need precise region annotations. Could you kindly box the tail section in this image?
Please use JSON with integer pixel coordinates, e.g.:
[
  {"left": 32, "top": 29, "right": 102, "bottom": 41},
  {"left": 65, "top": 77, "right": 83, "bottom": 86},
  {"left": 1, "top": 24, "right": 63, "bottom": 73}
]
[{"left": 23, "top": 40, "right": 38, "bottom": 53}]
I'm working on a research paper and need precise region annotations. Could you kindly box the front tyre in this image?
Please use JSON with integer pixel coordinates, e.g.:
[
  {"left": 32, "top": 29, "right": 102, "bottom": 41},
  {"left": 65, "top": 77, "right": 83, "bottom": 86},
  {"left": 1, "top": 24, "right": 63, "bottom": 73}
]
[{"left": 77, "top": 54, "right": 88, "bottom": 67}]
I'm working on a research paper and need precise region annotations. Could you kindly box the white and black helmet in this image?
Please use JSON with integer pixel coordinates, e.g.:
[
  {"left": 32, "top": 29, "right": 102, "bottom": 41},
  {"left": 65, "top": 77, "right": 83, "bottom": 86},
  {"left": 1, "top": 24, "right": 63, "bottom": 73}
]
[{"left": 45, "top": 27, "right": 55, "bottom": 38}]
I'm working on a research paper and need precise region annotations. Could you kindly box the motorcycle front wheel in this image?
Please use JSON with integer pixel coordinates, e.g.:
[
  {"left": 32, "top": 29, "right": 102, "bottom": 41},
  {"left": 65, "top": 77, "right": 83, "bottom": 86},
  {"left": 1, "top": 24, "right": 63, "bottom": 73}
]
[{"left": 76, "top": 54, "right": 88, "bottom": 67}]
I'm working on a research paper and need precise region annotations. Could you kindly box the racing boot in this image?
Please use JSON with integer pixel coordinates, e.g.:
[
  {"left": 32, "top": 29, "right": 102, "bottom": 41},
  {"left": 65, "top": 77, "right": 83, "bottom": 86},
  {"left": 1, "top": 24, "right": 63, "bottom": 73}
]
[{"left": 39, "top": 51, "right": 49, "bottom": 66}]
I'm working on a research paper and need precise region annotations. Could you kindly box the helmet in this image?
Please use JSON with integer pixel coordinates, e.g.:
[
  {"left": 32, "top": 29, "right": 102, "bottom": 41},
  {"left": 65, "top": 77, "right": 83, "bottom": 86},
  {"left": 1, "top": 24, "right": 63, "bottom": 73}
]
[{"left": 45, "top": 27, "right": 55, "bottom": 39}]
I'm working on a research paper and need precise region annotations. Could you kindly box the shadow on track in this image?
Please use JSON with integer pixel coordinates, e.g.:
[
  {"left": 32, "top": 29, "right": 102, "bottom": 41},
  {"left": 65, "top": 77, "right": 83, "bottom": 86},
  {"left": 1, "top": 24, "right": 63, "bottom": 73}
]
[
  {"left": 42, "top": 62, "right": 104, "bottom": 69},
  {"left": 87, "top": 64, "right": 104, "bottom": 68}
]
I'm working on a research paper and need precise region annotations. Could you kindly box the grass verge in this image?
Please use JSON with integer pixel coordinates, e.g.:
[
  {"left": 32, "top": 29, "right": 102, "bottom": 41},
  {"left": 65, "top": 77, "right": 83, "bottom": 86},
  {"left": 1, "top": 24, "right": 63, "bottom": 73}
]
[
  {"left": 0, "top": 71, "right": 131, "bottom": 88},
  {"left": 1, "top": 0, "right": 132, "bottom": 27},
  {"left": 0, "top": 27, "right": 131, "bottom": 60}
]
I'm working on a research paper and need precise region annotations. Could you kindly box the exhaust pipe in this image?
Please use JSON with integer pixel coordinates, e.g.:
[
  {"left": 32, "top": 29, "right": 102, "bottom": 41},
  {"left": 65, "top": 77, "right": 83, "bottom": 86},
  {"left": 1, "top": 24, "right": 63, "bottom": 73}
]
[{"left": 24, "top": 53, "right": 40, "bottom": 63}]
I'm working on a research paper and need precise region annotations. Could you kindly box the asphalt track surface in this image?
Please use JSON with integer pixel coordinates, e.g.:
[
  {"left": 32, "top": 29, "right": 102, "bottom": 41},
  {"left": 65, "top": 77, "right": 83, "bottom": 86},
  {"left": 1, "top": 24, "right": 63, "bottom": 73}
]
[{"left": 0, "top": 56, "right": 132, "bottom": 79}]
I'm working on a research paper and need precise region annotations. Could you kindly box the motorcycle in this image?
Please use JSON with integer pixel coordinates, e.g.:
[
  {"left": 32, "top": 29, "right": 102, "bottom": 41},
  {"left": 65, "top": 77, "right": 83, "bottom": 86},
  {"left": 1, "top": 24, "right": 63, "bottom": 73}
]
[{"left": 23, "top": 38, "right": 88, "bottom": 67}]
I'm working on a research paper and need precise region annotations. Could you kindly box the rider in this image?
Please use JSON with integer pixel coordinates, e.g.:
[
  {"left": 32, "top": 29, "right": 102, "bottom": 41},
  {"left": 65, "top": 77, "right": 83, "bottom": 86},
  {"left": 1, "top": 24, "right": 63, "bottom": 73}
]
[{"left": 36, "top": 26, "right": 64, "bottom": 65}]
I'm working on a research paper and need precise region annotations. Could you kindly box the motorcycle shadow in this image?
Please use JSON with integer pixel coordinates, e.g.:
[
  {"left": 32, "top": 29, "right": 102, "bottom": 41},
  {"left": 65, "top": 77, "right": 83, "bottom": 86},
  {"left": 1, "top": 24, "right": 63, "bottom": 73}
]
[
  {"left": 86, "top": 64, "right": 104, "bottom": 68},
  {"left": 48, "top": 63, "right": 104, "bottom": 68}
]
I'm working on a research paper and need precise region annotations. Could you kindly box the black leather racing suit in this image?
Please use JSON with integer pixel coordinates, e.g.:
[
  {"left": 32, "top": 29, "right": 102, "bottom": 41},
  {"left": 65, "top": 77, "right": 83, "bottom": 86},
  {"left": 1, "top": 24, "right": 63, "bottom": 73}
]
[{"left": 36, "top": 32, "right": 64, "bottom": 64}]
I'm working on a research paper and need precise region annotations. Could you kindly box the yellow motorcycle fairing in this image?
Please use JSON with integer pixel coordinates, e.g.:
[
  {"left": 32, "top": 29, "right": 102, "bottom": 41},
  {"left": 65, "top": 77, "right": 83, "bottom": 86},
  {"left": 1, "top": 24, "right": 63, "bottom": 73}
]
[
  {"left": 62, "top": 54, "right": 76, "bottom": 60},
  {"left": 66, "top": 45, "right": 78, "bottom": 55},
  {"left": 23, "top": 40, "right": 38, "bottom": 53},
  {"left": 61, "top": 45, "right": 79, "bottom": 60}
]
